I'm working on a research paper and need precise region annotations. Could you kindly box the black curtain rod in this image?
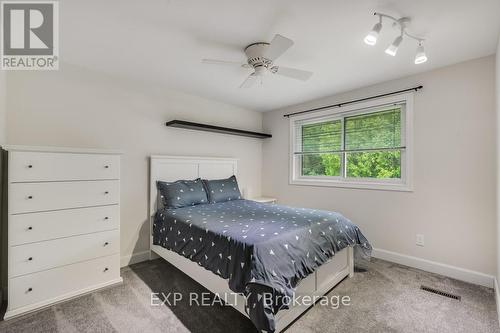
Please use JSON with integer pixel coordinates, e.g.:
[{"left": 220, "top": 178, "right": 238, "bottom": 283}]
[{"left": 283, "top": 85, "right": 423, "bottom": 118}]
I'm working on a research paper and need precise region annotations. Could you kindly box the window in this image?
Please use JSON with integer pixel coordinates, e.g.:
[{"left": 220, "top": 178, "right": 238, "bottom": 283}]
[{"left": 290, "top": 94, "right": 413, "bottom": 191}]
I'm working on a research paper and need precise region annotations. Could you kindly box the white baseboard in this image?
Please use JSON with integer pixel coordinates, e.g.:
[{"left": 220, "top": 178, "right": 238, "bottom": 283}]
[
  {"left": 372, "top": 248, "right": 495, "bottom": 288},
  {"left": 120, "top": 250, "right": 150, "bottom": 267}
]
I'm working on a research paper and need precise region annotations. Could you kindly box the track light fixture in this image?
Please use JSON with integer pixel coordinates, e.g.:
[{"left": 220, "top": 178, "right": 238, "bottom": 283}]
[
  {"left": 414, "top": 41, "right": 427, "bottom": 64},
  {"left": 364, "top": 16, "right": 382, "bottom": 45},
  {"left": 385, "top": 32, "right": 403, "bottom": 56},
  {"left": 364, "top": 12, "right": 428, "bottom": 64}
]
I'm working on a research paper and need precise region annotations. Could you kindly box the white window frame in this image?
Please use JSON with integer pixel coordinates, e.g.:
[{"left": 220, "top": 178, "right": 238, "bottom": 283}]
[{"left": 289, "top": 93, "right": 413, "bottom": 191}]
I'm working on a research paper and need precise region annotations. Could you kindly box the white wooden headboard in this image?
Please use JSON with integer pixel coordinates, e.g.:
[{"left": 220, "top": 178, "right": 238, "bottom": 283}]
[{"left": 149, "top": 155, "right": 238, "bottom": 250}]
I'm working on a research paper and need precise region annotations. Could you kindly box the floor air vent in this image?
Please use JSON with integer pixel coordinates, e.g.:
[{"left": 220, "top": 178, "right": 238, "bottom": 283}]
[{"left": 420, "top": 285, "right": 461, "bottom": 301}]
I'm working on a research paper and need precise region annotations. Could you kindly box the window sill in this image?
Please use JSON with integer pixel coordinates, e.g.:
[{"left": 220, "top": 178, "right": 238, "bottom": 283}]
[{"left": 290, "top": 178, "right": 413, "bottom": 192}]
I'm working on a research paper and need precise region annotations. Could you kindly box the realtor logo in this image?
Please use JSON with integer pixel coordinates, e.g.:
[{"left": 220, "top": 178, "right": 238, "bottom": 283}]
[{"left": 1, "top": 1, "right": 59, "bottom": 70}]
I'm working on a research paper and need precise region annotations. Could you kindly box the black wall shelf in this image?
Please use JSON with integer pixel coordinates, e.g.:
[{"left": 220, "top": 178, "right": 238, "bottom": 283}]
[{"left": 166, "top": 120, "right": 272, "bottom": 139}]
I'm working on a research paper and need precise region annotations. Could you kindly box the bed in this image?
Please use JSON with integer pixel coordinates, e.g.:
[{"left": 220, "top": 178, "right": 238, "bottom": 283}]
[{"left": 149, "top": 156, "right": 371, "bottom": 332}]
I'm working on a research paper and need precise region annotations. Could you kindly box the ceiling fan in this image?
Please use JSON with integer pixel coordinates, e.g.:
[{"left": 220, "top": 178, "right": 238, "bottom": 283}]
[{"left": 202, "top": 34, "right": 313, "bottom": 88}]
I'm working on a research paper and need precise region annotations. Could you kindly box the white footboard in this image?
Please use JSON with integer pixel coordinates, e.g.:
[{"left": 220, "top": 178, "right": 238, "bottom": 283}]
[
  {"left": 151, "top": 245, "right": 354, "bottom": 332},
  {"left": 274, "top": 246, "right": 352, "bottom": 332}
]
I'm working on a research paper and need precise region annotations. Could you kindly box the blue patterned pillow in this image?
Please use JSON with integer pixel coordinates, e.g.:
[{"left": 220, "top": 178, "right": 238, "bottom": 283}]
[
  {"left": 157, "top": 178, "right": 208, "bottom": 209},
  {"left": 203, "top": 175, "right": 242, "bottom": 203}
]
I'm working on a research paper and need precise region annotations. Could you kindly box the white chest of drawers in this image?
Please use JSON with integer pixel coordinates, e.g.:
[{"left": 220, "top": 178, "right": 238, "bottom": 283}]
[{"left": 1, "top": 145, "right": 123, "bottom": 319}]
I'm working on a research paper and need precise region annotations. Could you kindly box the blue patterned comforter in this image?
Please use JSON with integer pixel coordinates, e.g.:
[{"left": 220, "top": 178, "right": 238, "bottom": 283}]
[{"left": 153, "top": 199, "right": 371, "bottom": 332}]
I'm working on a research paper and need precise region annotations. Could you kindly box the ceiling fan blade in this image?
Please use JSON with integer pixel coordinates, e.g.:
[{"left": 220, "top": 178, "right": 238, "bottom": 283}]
[
  {"left": 202, "top": 59, "right": 250, "bottom": 68},
  {"left": 263, "top": 34, "right": 294, "bottom": 61},
  {"left": 239, "top": 73, "right": 260, "bottom": 88},
  {"left": 273, "top": 66, "right": 313, "bottom": 81}
]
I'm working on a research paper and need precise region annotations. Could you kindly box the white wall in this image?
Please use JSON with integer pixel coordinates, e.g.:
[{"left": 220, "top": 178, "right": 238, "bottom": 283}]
[
  {"left": 263, "top": 56, "right": 497, "bottom": 279},
  {"left": 5, "top": 63, "right": 263, "bottom": 265}
]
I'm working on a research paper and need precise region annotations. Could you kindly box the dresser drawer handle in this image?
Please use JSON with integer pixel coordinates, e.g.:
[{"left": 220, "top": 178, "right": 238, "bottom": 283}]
[
  {"left": 27, "top": 165, "right": 33, "bottom": 169},
  {"left": 104, "top": 267, "right": 109, "bottom": 272},
  {"left": 104, "top": 242, "right": 109, "bottom": 246},
  {"left": 27, "top": 195, "right": 33, "bottom": 199},
  {"left": 27, "top": 226, "right": 33, "bottom": 231},
  {"left": 104, "top": 165, "right": 110, "bottom": 169},
  {"left": 104, "top": 217, "right": 109, "bottom": 220},
  {"left": 28, "top": 257, "right": 33, "bottom": 261},
  {"left": 104, "top": 191, "right": 109, "bottom": 195},
  {"left": 27, "top": 287, "right": 33, "bottom": 293}
]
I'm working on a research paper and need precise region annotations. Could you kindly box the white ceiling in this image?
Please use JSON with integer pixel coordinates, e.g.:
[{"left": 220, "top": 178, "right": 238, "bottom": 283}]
[{"left": 61, "top": 0, "right": 500, "bottom": 112}]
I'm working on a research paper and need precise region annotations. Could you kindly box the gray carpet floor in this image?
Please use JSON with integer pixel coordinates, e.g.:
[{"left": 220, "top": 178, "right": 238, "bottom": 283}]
[{"left": 0, "top": 258, "right": 498, "bottom": 333}]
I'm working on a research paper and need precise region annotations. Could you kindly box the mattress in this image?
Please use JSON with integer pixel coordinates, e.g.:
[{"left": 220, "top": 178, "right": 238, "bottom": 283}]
[{"left": 153, "top": 199, "right": 371, "bottom": 331}]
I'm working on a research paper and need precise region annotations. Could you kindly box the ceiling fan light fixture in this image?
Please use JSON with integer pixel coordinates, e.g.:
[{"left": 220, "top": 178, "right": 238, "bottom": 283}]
[
  {"left": 364, "top": 22, "right": 382, "bottom": 46},
  {"left": 203, "top": 34, "right": 313, "bottom": 88},
  {"left": 254, "top": 66, "right": 268, "bottom": 76},
  {"left": 414, "top": 42, "right": 428, "bottom": 64},
  {"left": 385, "top": 35, "right": 403, "bottom": 56}
]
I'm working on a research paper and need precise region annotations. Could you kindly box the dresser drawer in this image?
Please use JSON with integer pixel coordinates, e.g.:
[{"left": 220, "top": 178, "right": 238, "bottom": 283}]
[
  {"left": 8, "top": 254, "right": 120, "bottom": 310},
  {"left": 9, "top": 230, "right": 119, "bottom": 277},
  {"left": 9, "top": 180, "right": 119, "bottom": 214},
  {"left": 9, "top": 205, "right": 120, "bottom": 246},
  {"left": 9, "top": 151, "right": 119, "bottom": 182}
]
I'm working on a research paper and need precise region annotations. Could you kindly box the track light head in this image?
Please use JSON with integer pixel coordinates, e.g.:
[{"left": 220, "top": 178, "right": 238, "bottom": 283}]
[
  {"left": 414, "top": 43, "right": 428, "bottom": 64},
  {"left": 364, "top": 22, "right": 382, "bottom": 46},
  {"left": 385, "top": 35, "right": 403, "bottom": 56}
]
